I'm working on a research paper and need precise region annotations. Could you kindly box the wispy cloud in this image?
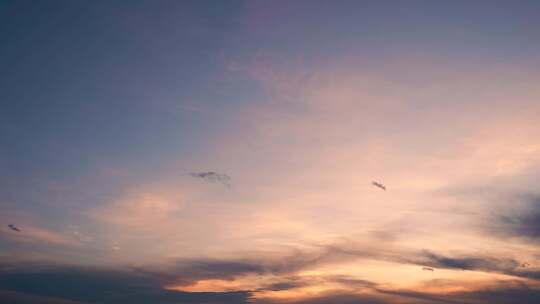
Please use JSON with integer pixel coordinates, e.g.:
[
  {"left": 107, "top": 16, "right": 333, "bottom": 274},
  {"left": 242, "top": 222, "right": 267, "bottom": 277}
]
[
  {"left": 494, "top": 194, "right": 540, "bottom": 240},
  {"left": 3, "top": 253, "right": 540, "bottom": 304},
  {"left": 1, "top": 225, "right": 79, "bottom": 247},
  {"left": 187, "top": 171, "right": 232, "bottom": 188}
]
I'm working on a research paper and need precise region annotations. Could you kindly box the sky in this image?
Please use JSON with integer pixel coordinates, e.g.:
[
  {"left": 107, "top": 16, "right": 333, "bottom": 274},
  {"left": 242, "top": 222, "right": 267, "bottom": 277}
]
[{"left": 1, "top": 0, "right": 540, "bottom": 303}]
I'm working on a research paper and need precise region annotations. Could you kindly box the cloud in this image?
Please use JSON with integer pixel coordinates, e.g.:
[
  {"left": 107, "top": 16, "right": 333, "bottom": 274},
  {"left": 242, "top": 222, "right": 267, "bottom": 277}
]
[
  {"left": 3, "top": 218, "right": 537, "bottom": 303},
  {"left": 258, "top": 280, "right": 310, "bottom": 292},
  {"left": 256, "top": 281, "right": 540, "bottom": 304},
  {"left": 188, "top": 172, "right": 231, "bottom": 188},
  {"left": 410, "top": 250, "right": 540, "bottom": 282},
  {"left": 436, "top": 185, "right": 540, "bottom": 244},
  {"left": 140, "top": 248, "right": 361, "bottom": 287},
  {"left": 494, "top": 194, "right": 540, "bottom": 240},
  {"left": 0, "top": 225, "right": 79, "bottom": 247},
  {"left": 0, "top": 290, "right": 85, "bottom": 304},
  {"left": 418, "top": 251, "right": 520, "bottom": 271},
  {"left": 154, "top": 240, "right": 540, "bottom": 288},
  {"left": 0, "top": 264, "right": 251, "bottom": 304},
  {"left": 450, "top": 283, "right": 540, "bottom": 304},
  {"left": 3, "top": 252, "right": 540, "bottom": 304},
  {"left": 380, "top": 280, "right": 540, "bottom": 304}
]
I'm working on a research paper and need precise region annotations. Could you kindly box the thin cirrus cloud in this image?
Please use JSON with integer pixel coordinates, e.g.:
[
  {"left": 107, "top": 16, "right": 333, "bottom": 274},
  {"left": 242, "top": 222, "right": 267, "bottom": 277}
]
[{"left": 1, "top": 225, "right": 79, "bottom": 247}]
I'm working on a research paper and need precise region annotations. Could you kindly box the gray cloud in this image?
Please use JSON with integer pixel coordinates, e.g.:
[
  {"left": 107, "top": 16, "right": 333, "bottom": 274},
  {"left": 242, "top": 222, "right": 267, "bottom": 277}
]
[
  {"left": 156, "top": 242, "right": 540, "bottom": 286},
  {"left": 0, "top": 290, "right": 85, "bottom": 304},
  {"left": 142, "top": 244, "right": 377, "bottom": 287},
  {"left": 3, "top": 256, "right": 540, "bottom": 304},
  {"left": 450, "top": 284, "right": 540, "bottom": 304},
  {"left": 493, "top": 194, "right": 540, "bottom": 240},
  {"left": 0, "top": 244, "right": 379, "bottom": 303},
  {"left": 0, "top": 264, "right": 251, "bottom": 304},
  {"left": 2, "top": 240, "right": 538, "bottom": 304},
  {"left": 408, "top": 250, "right": 540, "bottom": 281},
  {"left": 254, "top": 274, "right": 376, "bottom": 293},
  {"left": 436, "top": 182, "right": 540, "bottom": 240},
  {"left": 419, "top": 250, "right": 520, "bottom": 271},
  {"left": 188, "top": 171, "right": 232, "bottom": 188},
  {"left": 257, "top": 280, "right": 311, "bottom": 292}
]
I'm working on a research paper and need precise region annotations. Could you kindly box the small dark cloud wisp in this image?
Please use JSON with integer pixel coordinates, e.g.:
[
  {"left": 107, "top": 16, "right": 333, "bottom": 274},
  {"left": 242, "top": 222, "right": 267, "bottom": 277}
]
[
  {"left": 372, "top": 181, "right": 386, "bottom": 191},
  {"left": 188, "top": 171, "right": 232, "bottom": 188},
  {"left": 8, "top": 224, "right": 20, "bottom": 232}
]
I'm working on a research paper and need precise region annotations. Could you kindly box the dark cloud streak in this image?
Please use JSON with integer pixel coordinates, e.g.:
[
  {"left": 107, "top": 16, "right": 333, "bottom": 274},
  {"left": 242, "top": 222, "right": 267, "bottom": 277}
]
[{"left": 187, "top": 171, "right": 232, "bottom": 188}]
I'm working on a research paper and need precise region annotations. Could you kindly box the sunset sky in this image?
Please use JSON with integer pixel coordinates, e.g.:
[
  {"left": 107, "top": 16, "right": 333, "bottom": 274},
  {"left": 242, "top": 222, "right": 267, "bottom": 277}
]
[{"left": 1, "top": 1, "right": 540, "bottom": 303}]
